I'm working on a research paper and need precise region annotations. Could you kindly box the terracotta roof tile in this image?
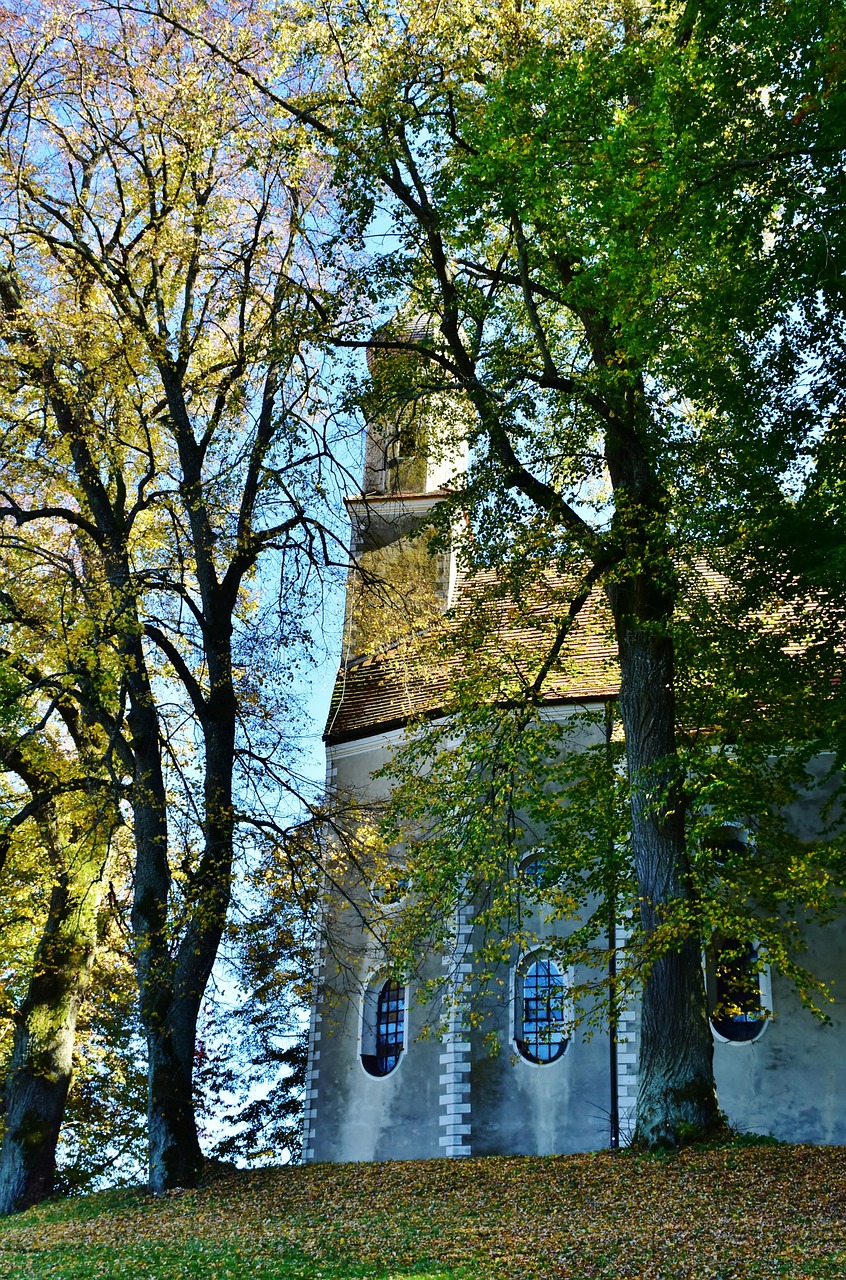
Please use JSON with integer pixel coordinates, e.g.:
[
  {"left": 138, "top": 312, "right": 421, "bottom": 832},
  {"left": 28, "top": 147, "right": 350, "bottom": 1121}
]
[{"left": 324, "top": 580, "right": 620, "bottom": 745}]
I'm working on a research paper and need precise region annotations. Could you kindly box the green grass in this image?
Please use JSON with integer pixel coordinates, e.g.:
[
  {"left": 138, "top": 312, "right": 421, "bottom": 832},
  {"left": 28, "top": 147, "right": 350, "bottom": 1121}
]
[
  {"left": 1, "top": 1143, "right": 845, "bottom": 1279},
  {"left": 4, "top": 1239, "right": 462, "bottom": 1280}
]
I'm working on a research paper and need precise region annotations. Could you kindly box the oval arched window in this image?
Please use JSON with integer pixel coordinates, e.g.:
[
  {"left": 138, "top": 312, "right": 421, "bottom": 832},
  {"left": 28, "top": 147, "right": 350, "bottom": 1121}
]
[
  {"left": 516, "top": 957, "right": 569, "bottom": 1064},
  {"left": 370, "top": 866, "right": 411, "bottom": 907},
  {"left": 709, "top": 937, "right": 769, "bottom": 1043},
  {"left": 361, "top": 978, "right": 405, "bottom": 1076}
]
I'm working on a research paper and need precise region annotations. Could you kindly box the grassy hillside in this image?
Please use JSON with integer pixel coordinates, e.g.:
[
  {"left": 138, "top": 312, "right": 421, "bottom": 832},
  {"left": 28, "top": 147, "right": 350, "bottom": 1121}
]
[{"left": 1, "top": 1143, "right": 845, "bottom": 1279}]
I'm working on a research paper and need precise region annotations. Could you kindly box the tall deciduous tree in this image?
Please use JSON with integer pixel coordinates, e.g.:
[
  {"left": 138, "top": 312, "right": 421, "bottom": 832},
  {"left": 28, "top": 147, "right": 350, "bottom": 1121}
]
[
  {"left": 0, "top": 1, "right": 340, "bottom": 1191},
  {"left": 185, "top": 0, "right": 844, "bottom": 1143}
]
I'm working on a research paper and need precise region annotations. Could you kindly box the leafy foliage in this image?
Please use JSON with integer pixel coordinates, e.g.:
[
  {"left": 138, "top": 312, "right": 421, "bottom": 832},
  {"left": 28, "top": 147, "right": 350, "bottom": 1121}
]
[
  {"left": 376, "top": 561, "right": 846, "bottom": 1047},
  {"left": 0, "top": 0, "right": 348, "bottom": 1191},
  {"left": 258, "top": 0, "right": 846, "bottom": 1141},
  {"left": 54, "top": 922, "right": 148, "bottom": 1196}
]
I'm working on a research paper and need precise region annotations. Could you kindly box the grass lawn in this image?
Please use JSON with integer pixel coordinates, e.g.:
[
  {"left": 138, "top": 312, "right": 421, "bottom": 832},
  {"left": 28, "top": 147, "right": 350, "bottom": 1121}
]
[{"left": 1, "top": 1142, "right": 845, "bottom": 1279}]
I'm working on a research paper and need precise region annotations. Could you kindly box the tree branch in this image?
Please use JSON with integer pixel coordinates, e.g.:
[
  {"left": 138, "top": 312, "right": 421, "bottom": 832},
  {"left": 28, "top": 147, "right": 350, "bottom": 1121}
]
[{"left": 144, "top": 624, "right": 207, "bottom": 720}]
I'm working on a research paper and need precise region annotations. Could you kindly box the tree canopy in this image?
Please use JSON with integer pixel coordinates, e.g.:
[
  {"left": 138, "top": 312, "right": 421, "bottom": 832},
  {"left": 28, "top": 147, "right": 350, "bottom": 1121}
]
[
  {"left": 0, "top": 0, "right": 348, "bottom": 1197},
  {"left": 248, "top": 0, "right": 845, "bottom": 1143}
]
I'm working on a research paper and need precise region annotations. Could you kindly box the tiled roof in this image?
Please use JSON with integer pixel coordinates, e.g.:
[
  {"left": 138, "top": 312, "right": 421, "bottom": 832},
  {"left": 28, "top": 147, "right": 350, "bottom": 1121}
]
[{"left": 324, "top": 579, "right": 620, "bottom": 745}]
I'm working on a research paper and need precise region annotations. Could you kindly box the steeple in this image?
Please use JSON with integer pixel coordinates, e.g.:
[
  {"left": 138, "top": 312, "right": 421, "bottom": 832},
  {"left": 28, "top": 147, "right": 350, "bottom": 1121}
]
[
  {"left": 343, "top": 314, "right": 468, "bottom": 659},
  {"left": 361, "top": 315, "right": 464, "bottom": 501}
]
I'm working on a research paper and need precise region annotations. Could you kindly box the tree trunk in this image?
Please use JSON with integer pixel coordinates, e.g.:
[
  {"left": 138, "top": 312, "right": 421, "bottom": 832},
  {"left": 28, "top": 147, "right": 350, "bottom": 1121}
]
[
  {"left": 613, "top": 614, "right": 723, "bottom": 1145},
  {"left": 130, "top": 629, "right": 236, "bottom": 1193},
  {"left": 636, "top": 936, "right": 720, "bottom": 1144},
  {"left": 592, "top": 362, "right": 724, "bottom": 1146},
  {"left": 0, "top": 867, "right": 102, "bottom": 1215},
  {"left": 145, "top": 1018, "right": 203, "bottom": 1192},
  {"left": 125, "top": 648, "right": 206, "bottom": 1193}
]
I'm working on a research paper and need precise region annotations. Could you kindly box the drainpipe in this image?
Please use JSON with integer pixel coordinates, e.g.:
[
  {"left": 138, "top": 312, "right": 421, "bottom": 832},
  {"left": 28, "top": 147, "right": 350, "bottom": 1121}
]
[{"left": 606, "top": 700, "right": 620, "bottom": 1151}]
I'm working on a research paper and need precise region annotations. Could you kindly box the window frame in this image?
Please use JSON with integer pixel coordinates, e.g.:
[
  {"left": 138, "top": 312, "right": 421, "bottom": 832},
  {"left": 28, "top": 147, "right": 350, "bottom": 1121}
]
[
  {"left": 368, "top": 844, "right": 411, "bottom": 911},
  {"left": 512, "top": 952, "right": 572, "bottom": 1066},
  {"left": 360, "top": 975, "right": 407, "bottom": 1077},
  {"left": 519, "top": 850, "right": 551, "bottom": 892}
]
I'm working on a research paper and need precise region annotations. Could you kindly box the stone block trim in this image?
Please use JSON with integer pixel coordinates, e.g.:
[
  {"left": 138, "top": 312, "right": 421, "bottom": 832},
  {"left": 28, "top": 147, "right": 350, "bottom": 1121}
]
[
  {"left": 438, "top": 899, "right": 474, "bottom": 1157},
  {"left": 301, "top": 960, "right": 324, "bottom": 1162},
  {"left": 302, "top": 832, "right": 332, "bottom": 1164},
  {"left": 613, "top": 917, "right": 638, "bottom": 1146}
]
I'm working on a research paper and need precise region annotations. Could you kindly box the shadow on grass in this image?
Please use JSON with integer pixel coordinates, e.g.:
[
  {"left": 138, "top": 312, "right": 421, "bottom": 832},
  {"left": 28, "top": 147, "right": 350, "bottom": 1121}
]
[{"left": 0, "top": 1237, "right": 475, "bottom": 1280}]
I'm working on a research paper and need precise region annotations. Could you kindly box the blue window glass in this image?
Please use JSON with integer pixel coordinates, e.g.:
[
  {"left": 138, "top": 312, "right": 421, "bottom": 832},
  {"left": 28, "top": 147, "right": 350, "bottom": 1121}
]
[
  {"left": 517, "top": 959, "right": 568, "bottom": 1064},
  {"left": 521, "top": 855, "right": 549, "bottom": 889},
  {"left": 359, "top": 979, "right": 406, "bottom": 1077}
]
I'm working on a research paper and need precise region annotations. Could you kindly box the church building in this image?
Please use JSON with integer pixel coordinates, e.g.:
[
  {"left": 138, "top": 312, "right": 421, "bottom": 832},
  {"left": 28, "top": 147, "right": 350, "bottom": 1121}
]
[{"left": 302, "top": 340, "right": 846, "bottom": 1164}]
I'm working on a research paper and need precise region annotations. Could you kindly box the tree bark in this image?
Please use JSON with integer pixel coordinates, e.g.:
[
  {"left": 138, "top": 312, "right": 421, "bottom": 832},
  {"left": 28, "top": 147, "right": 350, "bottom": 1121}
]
[
  {"left": 0, "top": 863, "right": 102, "bottom": 1215},
  {"left": 124, "top": 639, "right": 207, "bottom": 1193},
  {"left": 610, "top": 596, "right": 723, "bottom": 1145},
  {"left": 144, "top": 1021, "right": 203, "bottom": 1192},
  {"left": 141, "top": 699, "right": 237, "bottom": 1193}
]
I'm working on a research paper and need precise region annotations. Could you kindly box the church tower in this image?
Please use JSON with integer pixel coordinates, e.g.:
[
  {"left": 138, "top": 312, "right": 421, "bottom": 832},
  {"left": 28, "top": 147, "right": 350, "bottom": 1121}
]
[
  {"left": 339, "top": 317, "right": 468, "bottom": 670},
  {"left": 303, "top": 317, "right": 481, "bottom": 1164}
]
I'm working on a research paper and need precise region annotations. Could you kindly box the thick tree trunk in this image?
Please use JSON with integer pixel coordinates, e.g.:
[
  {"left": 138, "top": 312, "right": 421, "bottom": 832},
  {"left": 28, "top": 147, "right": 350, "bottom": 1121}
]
[
  {"left": 131, "top": 631, "right": 236, "bottom": 1193},
  {"left": 126, "top": 652, "right": 206, "bottom": 1194},
  {"left": 636, "top": 937, "right": 719, "bottom": 1144},
  {"left": 592, "top": 363, "right": 724, "bottom": 1146},
  {"left": 0, "top": 868, "right": 101, "bottom": 1215},
  {"left": 145, "top": 1019, "right": 203, "bottom": 1192},
  {"left": 614, "top": 615, "right": 723, "bottom": 1145}
]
